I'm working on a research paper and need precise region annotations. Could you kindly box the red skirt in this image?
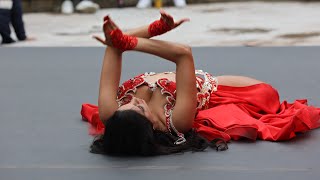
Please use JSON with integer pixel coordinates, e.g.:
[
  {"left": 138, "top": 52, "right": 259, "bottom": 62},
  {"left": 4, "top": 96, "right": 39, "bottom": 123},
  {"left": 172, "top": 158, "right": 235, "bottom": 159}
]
[{"left": 81, "top": 83, "right": 320, "bottom": 142}]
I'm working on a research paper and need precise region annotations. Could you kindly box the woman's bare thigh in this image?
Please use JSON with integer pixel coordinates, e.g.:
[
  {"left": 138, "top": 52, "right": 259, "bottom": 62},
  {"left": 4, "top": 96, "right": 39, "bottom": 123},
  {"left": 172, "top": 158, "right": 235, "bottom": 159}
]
[{"left": 216, "top": 75, "right": 264, "bottom": 87}]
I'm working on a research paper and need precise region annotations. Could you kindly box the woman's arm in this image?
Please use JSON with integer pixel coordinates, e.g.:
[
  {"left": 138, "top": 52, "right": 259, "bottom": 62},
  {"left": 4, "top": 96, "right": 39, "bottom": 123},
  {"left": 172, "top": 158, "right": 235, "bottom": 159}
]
[
  {"left": 98, "top": 47, "right": 122, "bottom": 123},
  {"left": 124, "top": 25, "right": 152, "bottom": 39},
  {"left": 97, "top": 16, "right": 124, "bottom": 122},
  {"left": 125, "top": 10, "right": 189, "bottom": 38},
  {"left": 134, "top": 39, "right": 197, "bottom": 132}
]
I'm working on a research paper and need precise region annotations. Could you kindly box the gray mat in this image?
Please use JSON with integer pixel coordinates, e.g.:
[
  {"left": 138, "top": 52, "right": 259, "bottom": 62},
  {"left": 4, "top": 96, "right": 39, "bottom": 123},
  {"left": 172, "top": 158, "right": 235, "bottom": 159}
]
[{"left": 0, "top": 47, "right": 319, "bottom": 180}]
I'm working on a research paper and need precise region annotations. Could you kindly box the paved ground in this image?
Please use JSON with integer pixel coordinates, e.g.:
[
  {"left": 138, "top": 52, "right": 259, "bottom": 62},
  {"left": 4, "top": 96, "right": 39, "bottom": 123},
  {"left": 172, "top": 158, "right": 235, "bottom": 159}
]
[
  {"left": 3, "top": 1, "right": 320, "bottom": 47},
  {"left": 1, "top": 47, "right": 320, "bottom": 180}
]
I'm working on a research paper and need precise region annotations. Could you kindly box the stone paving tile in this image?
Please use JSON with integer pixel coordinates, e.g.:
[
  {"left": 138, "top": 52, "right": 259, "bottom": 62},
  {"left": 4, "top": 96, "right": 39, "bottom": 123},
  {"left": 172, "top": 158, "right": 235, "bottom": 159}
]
[{"left": 4, "top": 2, "right": 320, "bottom": 47}]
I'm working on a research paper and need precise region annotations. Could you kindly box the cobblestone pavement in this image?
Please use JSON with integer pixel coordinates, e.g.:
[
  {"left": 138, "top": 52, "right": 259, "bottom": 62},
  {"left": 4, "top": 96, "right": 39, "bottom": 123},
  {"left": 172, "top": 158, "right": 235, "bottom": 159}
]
[{"left": 4, "top": 1, "right": 320, "bottom": 47}]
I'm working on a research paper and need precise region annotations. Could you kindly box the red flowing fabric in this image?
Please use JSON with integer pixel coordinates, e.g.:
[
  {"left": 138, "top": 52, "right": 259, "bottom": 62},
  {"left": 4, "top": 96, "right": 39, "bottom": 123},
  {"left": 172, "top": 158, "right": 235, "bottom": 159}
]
[
  {"left": 194, "top": 83, "right": 320, "bottom": 142},
  {"left": 81, "top": 83, "right": 320, "bottom": 142},
  {"left": 81, "top": 103, "right": 104, "bottom": 135}
]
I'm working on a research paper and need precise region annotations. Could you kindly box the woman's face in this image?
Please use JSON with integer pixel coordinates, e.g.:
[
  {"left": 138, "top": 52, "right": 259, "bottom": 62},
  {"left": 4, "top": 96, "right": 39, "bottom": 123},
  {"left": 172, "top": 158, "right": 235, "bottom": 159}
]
[
  {"left": 118, "top": 97, "right": 167, "bottom": 131},
  {"left": 118, "top": 97, "right": 154, "bottom": 123}
]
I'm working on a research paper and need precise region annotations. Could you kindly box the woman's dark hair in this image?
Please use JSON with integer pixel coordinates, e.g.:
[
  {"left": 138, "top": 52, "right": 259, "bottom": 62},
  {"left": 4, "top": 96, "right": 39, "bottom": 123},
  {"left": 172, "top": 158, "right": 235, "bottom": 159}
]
[{"left": 90, "top": 110, "right": 228, "bottom": 156}]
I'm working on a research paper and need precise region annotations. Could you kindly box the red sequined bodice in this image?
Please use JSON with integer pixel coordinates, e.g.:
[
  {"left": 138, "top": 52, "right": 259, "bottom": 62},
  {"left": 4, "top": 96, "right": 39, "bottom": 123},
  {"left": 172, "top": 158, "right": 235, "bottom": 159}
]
[
  {"left": 116, "top": 70, "right": 218, "bottom": 114},
  {"left": 116, "top": 70, "right": 218, "bottom": 144}
]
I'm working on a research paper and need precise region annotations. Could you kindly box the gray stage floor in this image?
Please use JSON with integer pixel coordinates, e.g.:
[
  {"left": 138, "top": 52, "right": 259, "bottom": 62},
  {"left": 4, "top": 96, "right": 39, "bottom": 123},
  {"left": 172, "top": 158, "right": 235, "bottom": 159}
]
[{"left": 0, "top": 47, "right": 320, "bottom": 180}]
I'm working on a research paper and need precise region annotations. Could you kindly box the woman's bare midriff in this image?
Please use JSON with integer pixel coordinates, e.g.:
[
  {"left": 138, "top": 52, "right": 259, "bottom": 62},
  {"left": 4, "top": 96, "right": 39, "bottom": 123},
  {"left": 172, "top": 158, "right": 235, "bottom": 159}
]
[{"left": 216, "top": 75, "right": 264, "bottom": 87}]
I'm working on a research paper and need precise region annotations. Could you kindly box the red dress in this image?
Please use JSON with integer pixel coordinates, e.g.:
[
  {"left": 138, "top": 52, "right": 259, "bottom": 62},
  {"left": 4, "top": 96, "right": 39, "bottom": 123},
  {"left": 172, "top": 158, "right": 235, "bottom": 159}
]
[{"left": 81, "top": 70, "right": 320, "bottom": 142}]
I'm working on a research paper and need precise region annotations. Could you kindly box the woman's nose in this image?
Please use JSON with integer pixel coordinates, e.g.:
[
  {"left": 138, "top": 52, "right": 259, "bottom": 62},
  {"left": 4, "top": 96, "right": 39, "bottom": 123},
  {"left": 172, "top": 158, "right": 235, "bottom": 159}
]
[{"left": 131, "top": 97, "right": 139, "bottom": 103}]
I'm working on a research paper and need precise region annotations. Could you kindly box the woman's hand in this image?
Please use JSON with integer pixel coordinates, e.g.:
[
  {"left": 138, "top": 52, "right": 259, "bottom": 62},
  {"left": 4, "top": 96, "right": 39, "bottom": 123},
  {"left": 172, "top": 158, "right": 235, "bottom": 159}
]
[
  {"left": 159, "top": 9, "right": 190, "bottom": 30},
  {"left": 93, "top": 15, "right": 119, "bottom": 46}
]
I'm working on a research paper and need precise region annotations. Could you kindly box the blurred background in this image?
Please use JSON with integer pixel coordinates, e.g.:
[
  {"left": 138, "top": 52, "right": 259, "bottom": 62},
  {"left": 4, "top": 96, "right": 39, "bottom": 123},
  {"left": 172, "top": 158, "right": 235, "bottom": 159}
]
[{"left": 1, "top": 0, "right": 320, "bottom": 46}]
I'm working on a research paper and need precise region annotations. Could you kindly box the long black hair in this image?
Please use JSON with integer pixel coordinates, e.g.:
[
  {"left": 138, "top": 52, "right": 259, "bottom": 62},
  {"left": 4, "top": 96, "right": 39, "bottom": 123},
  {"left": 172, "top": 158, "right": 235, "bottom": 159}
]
[{"left": 90, "top": 110, "right": 228, "bottom": 156}]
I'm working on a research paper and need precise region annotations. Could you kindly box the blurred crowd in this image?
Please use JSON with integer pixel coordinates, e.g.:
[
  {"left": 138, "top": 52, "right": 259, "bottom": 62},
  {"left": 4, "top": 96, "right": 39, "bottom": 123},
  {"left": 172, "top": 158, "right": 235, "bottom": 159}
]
[
  {"left": 136, "top": 0, "right": 186, "bottom": 8},
  {"left": 0, "top": 0, "right": 189, "bottom": 44},
  {"left": 61, "top": 0, "right": 100, "bottom": 14},
  {"left": 60, "top": 0, "right": 187, "bottom": 14}
]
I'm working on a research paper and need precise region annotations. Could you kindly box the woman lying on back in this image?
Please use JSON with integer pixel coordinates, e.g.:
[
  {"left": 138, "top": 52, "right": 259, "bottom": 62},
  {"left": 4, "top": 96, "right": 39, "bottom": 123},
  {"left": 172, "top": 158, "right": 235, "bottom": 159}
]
[{"left": 81, "top": 10, "right": 320, "bottom": 156}]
